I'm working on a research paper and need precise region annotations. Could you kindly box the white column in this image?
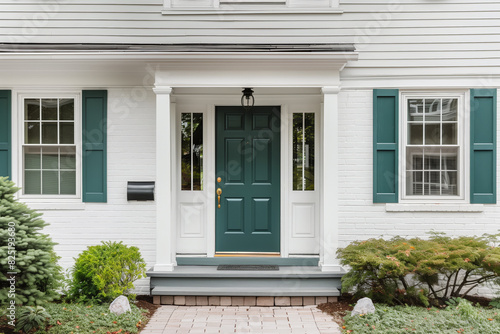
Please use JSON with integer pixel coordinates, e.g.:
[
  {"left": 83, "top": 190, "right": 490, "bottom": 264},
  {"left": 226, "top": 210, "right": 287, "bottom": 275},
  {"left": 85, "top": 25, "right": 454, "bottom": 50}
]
[
  {"left": 153, "top": 86, "right": 176, "bottom": 271},
  {"left": 320, "top": 86, "right": 341, "bottom": 272}
]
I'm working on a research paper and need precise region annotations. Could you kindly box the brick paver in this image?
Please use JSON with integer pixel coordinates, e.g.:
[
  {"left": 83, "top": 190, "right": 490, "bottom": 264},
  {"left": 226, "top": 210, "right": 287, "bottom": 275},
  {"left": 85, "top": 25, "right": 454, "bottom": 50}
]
[{"left": 141, "top": 305, "right": 341, "bottom": 334}]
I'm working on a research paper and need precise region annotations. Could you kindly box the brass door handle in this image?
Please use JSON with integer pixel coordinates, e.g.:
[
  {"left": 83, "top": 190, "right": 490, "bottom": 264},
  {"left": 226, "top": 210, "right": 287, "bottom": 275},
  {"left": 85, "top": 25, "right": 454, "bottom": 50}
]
[{"left": 217, "top": 188, "right": 222, "bottom": 208}]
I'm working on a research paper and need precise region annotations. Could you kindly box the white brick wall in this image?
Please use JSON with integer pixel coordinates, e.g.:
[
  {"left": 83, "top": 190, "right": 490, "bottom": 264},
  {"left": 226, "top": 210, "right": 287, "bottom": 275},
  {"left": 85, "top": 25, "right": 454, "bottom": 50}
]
[
  {"left": 338, "top": 89, "right": 500, "bottom": 297},
  {"left": 36, "top": 88, "right": 157, "bottom": 295},
  {"left": 24, "top": 87, "right": 500, "bottom": 297}
]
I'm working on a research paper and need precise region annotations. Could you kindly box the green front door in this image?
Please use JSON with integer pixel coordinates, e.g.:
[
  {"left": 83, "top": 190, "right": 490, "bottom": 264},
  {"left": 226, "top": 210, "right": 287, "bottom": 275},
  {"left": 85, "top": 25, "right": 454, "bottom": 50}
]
[{"left": 215, "top": 106, "right": 281, "bottom": 253}]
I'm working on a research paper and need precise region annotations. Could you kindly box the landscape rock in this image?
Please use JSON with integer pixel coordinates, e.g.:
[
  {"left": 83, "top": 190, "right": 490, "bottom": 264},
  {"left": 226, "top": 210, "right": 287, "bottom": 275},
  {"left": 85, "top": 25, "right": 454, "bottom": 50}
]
[
  {"left": 109, "top": 295, "right": 131, "bottom": 315},
  {"left": 351, "top": 297, "right": 376, "bottom": 316}
]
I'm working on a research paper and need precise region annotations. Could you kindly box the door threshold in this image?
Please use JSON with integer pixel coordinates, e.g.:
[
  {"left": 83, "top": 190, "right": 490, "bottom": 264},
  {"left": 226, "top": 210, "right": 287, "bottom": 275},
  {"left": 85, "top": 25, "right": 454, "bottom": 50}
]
[{"left": 215, "top": 252, "right": 280, "bottom": 257}]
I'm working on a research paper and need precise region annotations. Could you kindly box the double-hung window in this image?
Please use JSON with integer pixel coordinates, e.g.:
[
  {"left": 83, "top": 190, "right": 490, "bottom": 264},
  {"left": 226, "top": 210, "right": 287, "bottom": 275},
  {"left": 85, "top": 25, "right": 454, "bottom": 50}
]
[
  {"left": 402, "top": 93, "right": 465, "bottom": 200},
  {"left": 2, "top": 90, "right": 106, "bottom": 203},
  {"left": 21, "top": 95, "right": 80, "bottom": 198},
  {"left": 374, "top": 89, "right": 497, "bottom": 205}
]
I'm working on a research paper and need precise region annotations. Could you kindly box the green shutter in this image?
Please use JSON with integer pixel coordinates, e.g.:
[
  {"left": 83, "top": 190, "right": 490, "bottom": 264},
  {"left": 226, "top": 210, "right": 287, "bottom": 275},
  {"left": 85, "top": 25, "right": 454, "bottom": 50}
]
[
  {"left": 0, "top": 90, "right": 11, "bottom": 178},
  {"left": 373, "top": 89, "right": 399, "bottom": 203},
  {"left": 470, "top": 89, "right": 497, "bottom": 204},
  {"left": 82, "top": 90, "right": 107, "bottom": 202}
]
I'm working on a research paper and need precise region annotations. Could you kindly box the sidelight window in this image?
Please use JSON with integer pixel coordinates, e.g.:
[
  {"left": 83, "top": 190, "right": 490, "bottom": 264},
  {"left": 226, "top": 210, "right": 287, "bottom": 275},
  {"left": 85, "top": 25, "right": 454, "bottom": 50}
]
[
  {"left": 292, "top": 112, "right": 315, "bottom": 191},
  {"left": 181, "top": 113, "right": 203, "bottom": 191}
]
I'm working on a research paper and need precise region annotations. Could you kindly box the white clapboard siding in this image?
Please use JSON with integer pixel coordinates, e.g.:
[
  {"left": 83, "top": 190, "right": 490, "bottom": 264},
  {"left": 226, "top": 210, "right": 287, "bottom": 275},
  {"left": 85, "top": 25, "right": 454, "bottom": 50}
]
[{"left": 1, "top": 0, "right": 500, "bottom": 81}]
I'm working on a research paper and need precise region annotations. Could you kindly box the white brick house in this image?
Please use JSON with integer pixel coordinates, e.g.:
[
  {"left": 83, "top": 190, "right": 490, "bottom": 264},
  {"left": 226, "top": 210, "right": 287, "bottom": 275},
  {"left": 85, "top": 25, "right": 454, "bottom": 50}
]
[{"left": 0, "top": 0, "right": 498, "bottom": 299}]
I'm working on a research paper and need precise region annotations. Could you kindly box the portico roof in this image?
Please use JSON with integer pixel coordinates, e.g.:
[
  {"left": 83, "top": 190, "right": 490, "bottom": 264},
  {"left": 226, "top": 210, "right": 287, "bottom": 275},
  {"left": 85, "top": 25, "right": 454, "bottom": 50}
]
[{"left": 0, "top": 43, "right": 355, "bottom": 54}]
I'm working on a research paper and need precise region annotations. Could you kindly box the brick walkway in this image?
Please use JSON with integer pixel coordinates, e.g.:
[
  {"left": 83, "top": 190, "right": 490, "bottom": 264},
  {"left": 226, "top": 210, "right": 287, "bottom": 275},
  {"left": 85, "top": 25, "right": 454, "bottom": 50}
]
[{"left": 141, "top": 305, "right": 341, "bottom": 334}]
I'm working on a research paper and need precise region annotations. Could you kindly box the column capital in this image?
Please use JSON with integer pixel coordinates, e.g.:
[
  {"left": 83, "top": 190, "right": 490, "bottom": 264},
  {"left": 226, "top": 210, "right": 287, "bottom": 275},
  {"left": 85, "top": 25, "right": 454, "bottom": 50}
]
[
  {"left": 153, "top": 86, "right": 173, "bottom": 95},
  {"left": 321, "top": 86, "right": 341, "bottom": 95}
]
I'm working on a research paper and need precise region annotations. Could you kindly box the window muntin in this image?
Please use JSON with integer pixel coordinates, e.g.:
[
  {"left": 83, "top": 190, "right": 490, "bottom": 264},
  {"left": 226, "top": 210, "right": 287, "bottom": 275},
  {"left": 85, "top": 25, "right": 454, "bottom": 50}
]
[
  {"left": 22, "top": 98, "right": 77, "bottom": 196},
  {"left": 292, "top": 112, "right": 314, "bottom": 191},
  {"left": 403, "top": 95, "right": 463, "bottom": 199},
  {"left": 181, "top": 113, "right": 203, "bottom": 191}
]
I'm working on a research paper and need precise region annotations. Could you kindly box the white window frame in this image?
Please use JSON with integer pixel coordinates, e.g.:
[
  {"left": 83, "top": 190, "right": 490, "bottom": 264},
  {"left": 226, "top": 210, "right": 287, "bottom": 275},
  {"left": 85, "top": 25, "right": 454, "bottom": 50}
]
[
  {"left": 16, "top": 92, "right": 82, "bottom": 201},
  {"left": 400, "top": 91, "right": 469, "bottom": 203}
]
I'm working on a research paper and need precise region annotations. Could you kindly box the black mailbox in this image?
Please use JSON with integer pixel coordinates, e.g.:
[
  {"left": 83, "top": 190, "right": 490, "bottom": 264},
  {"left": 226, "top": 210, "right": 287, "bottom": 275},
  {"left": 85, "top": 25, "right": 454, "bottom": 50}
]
[{"left": 127, "top": 181, "right": 155, "bottom": 201}]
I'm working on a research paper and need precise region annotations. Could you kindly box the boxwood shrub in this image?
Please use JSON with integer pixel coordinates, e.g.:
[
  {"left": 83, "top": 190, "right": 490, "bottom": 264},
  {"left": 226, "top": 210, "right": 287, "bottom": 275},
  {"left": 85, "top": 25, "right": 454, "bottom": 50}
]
[{"left": 67, "top": 241, "right": 146, "bottom": 303}]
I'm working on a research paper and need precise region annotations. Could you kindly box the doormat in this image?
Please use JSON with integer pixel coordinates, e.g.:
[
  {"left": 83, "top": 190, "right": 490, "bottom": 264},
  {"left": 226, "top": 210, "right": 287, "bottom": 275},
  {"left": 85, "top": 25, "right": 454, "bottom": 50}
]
[{"left": 217, "top": 265, "right": 279, "bottom": 271}]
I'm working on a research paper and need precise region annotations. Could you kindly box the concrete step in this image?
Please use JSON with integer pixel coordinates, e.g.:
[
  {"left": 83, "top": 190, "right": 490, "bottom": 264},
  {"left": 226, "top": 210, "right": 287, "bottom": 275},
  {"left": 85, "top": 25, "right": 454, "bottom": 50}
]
[{"left": 148, "top": 266, "right": 344, "bottom": 297}]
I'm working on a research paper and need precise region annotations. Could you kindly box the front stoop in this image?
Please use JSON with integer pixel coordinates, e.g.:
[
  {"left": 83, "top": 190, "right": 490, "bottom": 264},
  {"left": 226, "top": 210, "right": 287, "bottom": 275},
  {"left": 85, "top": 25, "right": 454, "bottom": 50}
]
[{"left": 147, "top": 266, "right": 344, "bottom": 305}]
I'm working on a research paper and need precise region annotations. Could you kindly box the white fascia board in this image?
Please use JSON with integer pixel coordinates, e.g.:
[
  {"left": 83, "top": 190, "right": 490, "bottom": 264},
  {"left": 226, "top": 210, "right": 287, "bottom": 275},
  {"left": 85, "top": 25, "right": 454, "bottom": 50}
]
[{"left": 0, "top": 51, "right": 358, "bottom": 63}]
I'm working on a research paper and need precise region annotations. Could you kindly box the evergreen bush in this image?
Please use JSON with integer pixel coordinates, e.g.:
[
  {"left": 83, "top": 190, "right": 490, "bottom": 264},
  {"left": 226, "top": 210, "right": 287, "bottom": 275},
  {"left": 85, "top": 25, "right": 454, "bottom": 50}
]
[
  {"left": 67, "top": 241, "right": 146, "bottom": 303},
  {"left": 0, "top": 177, "right": 62, "bottom": 305},
  {"left": 337, "top": 232, "right": 500, "bottom": 306}
]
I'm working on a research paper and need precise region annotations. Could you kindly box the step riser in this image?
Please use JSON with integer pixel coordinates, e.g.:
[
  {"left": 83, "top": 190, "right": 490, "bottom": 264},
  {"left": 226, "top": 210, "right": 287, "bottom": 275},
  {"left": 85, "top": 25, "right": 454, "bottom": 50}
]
[
  {"left": 148, "top": 266, "right": 345, "bottom": 299},
  {"left": 150, "top": 277, "right": 341, "bottom": 296},
  {"left": 151, "top": 277, "right": 341, "bottom": 290}
]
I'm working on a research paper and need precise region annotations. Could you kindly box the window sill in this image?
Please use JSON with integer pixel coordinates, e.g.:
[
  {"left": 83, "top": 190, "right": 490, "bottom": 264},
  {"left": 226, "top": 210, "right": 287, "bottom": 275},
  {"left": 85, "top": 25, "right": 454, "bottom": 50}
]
[
  {"left": 385, "top": 203, "right": 484, "bottom": 213},
  {"left": 21, "top": 202, "right": 86, "bottom": 211},
  {"left": 161, "top": 8, "right": 343, "bottom": 15}
]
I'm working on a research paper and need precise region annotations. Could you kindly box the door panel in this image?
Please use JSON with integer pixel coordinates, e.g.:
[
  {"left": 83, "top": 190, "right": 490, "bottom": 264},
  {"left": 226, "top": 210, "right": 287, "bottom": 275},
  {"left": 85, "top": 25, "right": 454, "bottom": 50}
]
[{"left": 216, "top": 106, "right": 280, "bottom": 252}]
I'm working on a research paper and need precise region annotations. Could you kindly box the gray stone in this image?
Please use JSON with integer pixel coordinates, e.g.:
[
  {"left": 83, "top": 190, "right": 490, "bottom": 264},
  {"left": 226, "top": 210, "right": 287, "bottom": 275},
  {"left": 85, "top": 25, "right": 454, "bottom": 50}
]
[
  {"left": 351, "top": 297, "right": 375, "bottom": 316},
  {"left": 109, "top": 295, "right": 131, "bottom": 315}
]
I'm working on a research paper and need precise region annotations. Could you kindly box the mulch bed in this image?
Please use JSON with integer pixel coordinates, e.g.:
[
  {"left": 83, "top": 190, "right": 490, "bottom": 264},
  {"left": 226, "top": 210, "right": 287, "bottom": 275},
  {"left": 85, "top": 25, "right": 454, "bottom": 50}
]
[
  {"left": 317, "top": 294, "right": 355, "bottom": 325},
  {"left": 135, "top": 295, "right": 161, "bottom": 332}
]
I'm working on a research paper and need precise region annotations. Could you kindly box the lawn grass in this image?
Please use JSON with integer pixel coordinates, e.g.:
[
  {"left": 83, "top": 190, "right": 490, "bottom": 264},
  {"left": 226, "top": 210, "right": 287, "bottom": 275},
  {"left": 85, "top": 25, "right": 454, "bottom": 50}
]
[
  {"left": 0, "top": 303, "right": 149, "bottom": 334},
  {"left": 342, "top": 301, "right": 500, "bottom": 334}
]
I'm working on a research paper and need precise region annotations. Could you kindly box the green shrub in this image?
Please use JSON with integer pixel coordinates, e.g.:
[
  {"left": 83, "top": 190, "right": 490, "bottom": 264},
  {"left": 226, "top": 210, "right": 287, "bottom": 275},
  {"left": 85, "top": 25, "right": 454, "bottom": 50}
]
[
  {"left": 0, "top": 177, "right": 63, "bottom": 306},
  {"left": 337, "top": 232, "right": 500, "bottom": 306},
  {"left": 67, "top": 241, "right": 146, "bottom": 303},
  {"left": 15, "top": 306, "right": 51, "bottom": 333}
]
